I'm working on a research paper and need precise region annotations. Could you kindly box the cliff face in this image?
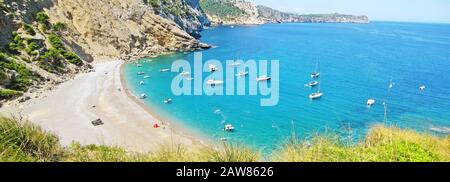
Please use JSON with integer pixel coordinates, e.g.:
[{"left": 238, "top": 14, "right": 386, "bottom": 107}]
[
  {"left": 200, "top": 0, "right": 264, "bottom": 25},
  {"left": 146, "top": 0, "right": 210, "bottom": 38},
  {"left": 257, "top": 5, "right": 369, "bottom": 24},
  {"left": 47, "top": 0, "right": 208, "bottom": 61},
  {"left": 199, "top": 0, "right": 369, "bottom": 25}
]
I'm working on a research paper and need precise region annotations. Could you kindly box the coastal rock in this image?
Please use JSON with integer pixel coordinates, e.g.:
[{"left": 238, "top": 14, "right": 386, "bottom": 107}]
[{"left": 47, "top": 0, "right": 205, "bottom": 61}]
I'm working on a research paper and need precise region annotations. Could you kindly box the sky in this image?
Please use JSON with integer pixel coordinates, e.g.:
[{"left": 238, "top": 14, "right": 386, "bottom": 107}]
[{"left": 248, "top": 0, "right": 450, "bottom": 23}]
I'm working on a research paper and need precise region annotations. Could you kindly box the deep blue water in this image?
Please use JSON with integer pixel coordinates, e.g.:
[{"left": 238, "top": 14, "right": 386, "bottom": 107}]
[{"left": 123, "top": 22, "right": 450, "bottom": 152}]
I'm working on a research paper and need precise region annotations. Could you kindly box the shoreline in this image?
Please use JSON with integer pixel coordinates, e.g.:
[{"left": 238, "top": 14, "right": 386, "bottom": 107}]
[{"left": 0, "top": 59, "right": 208, "bottom": 152}]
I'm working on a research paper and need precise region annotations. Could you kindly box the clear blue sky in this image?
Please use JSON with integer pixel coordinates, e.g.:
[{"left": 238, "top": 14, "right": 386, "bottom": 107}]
[{"left": 248, "top": 0, "right": 450, "bottom": 23}]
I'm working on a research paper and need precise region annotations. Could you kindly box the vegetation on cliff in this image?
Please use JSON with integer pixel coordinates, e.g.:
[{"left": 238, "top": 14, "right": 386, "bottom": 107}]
[
  {"left": 0, "top": 116, "right": 447, "bottom": 162},
  {"left": 200, "top": 0, "right": 245, "bottom": 20},
  {"left": 1, "top": 4, "right": 87, "bottom": 102}
]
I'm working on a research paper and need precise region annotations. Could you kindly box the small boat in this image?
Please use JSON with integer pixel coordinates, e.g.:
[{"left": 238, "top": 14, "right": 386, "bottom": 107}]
[
  {"left": 160, "top": 68, "right": 170, "bottom": 72},
  {"left": 367, "top": 99, "right": 376, "bottom": 106},
  {"left": 143, "top": 75, "right": 150, "bottom": 79},
  {"left": 140, "top": 93, "right": 147, "bottom": 99},
  {"left": 311, "top": 72, "right": 320, "bottom": 78},
  {"left": 230, "top": 26, "right": 235, "bottom": 28},
  {"left": 236, "top": 71, "right": 249, "bottom": 77},
  {"left": 256, "top": 75, "right": 271, "bottom": 81},
  {"left": 164, "top": 99, "right": 172, "bottom": 104},
  {"left": 307, "top": 81, "right": 319, "bottom": 87},
  {"left": 224, "top": 124, "right": 235, "bottom": 132},
  {"left": 311, "top": 61, "right": 320, "bottom": 78},
  {"left": 231, "top": 62, "right": 241, "bottom": 67},
  {"left": 139, "top": 81, "right": 145, "bottom": 85},
  {"left": 309, "top": 92, "right": 323, "bottom": 99},
  {"left": 206, "top": 79, "right": 224, "bottom": 86},
  {"left": 209, "top": 64, "right": 218, "bottom": 72},
  {"left": 219, "top": 137, "right": 228, "bottom": 142},
  {"left": 186, "top": 77, "right": 194, "bottom": 81},
  {"left": 137, "top": 64, "right": 143, "bottom": 67},
  {"left": 419, "top": 85, "right": 426, "bottom": 91},
  {"left": 137, "top": 72, "right": 145, "bottom": 75},
  {"left": 179, "top": 71, "right": 190, "bottom": 76}
]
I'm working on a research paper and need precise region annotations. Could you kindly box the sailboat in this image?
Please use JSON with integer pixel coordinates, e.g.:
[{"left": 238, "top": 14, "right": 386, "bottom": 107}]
[
  {"left": 309, "top": 89, "right": 323, "bottom": 99},
  {"left": 311, "top": 61, "right": 320, "bottom": 78}
]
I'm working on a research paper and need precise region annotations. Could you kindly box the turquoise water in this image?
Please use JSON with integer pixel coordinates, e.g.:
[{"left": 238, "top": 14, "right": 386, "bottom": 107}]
[{"left": 123, "top": 22, "right": 450, "bottom": 152}]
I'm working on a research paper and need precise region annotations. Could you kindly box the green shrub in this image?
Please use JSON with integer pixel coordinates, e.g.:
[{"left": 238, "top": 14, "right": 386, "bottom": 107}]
[
  {"left": 52, "top": 22, "right": 66, "bottom": 32},
  {"left": 36, "top": 11, "right": 49, "bottom": 25},
  {"left": 200, "top": 0, "right": 245, "bottom": 20},
  {"left": 0, "top": 53, "right": 38, "bottom": 91},
  {"left": 22, "top": 23, "right": 36, "bottom": 36},
  {"left": 48, "top": 34, "right": 64, "bottom": 50},
  {"left": 0, "top": 117, "right": 63, "bottom": 161},
  {"left": 62, "top": 51, "right": 83, "bottom": 66},
  {"left": 0, "top": 89, "right": 22, "bottom": 100}
]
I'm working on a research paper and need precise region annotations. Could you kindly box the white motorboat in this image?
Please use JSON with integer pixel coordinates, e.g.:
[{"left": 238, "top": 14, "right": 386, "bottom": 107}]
[
  {"left": 179, "top": 71, "right": 190, "bottom": 76},
  {"left": 231, "top": 62, "right": 241, "bottom": 67},
  {"left": 224, "top": 124, "right": 235, "bottom": 132},
  {"left": 209, "top": 64, "right": 218, "bottom": 72},
  {"left": 419, "top": 85, "right": 426, "bottom": 91},
  {"left": 137, "top": 71, "right": 145, "bottom": 75},
  {"left": 160, "top": 68, "right": 170, "bottom": 72},
  {"left": 236, "top": 71, "right": 249, "bottom": 77},
  {"left": 311, "top": 61, "right": 320, "bottom": 78},
  {"left": 256, "top": 75, "right": 271, "bottom": 81},
  {"left": 309, "top": 92, "right": 323, "bottom": 99},
  {"left": 164, "top": 99, "right": 172, "bottom": 104},
  {"left": 311, "top": 72, "right": 320, "bottom": 78},
  {"left": 186, "top": 77, "right": 194, "bottom": 81},
  {"left": 367, "top": 99, "right": 376, "bottom": 106},
  {"left": 308, "top": 81, "right": 319, "bottom": 87},
  {"left": 206, "top": 79, "right": 224, "bottom": 85},
  {"left": 139, "top": 81, "right": 145, "bottom": 85},
  {"left": 140, "top": 93, "right": 147, "bottom": 99},
  {"left": 137, "top": 64, "right": 143, "bottom": 67},
  {"left": 143, "top": 75, "right": 150, "bottom": 79}
]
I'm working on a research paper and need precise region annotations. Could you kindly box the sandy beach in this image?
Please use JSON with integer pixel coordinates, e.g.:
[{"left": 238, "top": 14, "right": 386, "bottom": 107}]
[{"left": 0, "top": 60, "right": 203, "bottom": 152}]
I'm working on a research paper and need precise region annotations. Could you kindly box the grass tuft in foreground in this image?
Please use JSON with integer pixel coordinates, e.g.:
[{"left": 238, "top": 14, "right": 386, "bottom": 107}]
[
  {"left": 274, "top": 125, "right": 450, "bottom": 162},
  {"left": 0, "top": 117, "right": 448, "bottom": 162}
]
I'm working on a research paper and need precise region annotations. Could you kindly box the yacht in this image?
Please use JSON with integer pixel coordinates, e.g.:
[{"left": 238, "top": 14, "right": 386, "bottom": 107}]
[
  {"left": 309, "top": 92, "right": 323, "bottom": 99},
  {"left": 231, "top": 62, "right": 241, "bottom": 67},
  {"left": 256, "top": 75, "right": 271, "bottom": 81},
  {"left": 224, "top": 124, "right": 235, "bottom": 132},
  {"left": 179, "top": 71, "right": 190, "bottom": 76},
  {"left": 206, "top": 79, "right": 224, "bottom": 86},
  {"left": 367, "top": 99, "right": 376, "bottom": 106},
  {"left": 209, "top": 64, "right": 218, "bottom": 72},
  {"left": 311, "top": 61, "right": 320, "bottom": 78},
  {"left": 307, "top": 81, "right": 319, "bottom": 87},
  {"left": 164, "top": 99, "right": 172, "bottom": 104},
  {"left": 160, "top": 68, "right": 170, "bottom": 72},
  {"left": 236, "top": 71, "right": 249, "bottom": 77}
]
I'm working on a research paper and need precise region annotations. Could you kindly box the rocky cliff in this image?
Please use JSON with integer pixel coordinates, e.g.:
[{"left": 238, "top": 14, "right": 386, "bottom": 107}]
[
  {"left": 145, "top": 0, "right": 210, "bottom": 38},
  {"left": 1, "top": 0, "right": 211, "bottom": 103},
  {"left": 47, "top": 0, "right": 210, "bottom": 61},
  {"left": 199, "top": 0, "right": 369, "bottom": 25},
  {"left": 257, "top": 5, "right": 369, "bottom": 24},
  {"left": 200, "top": 0, "right": 264, "bottom": 25}
]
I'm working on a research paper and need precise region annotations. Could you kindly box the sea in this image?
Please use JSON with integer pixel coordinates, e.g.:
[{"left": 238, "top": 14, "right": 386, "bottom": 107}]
[{"left": 122, "top": 21, "right": 450, "bottom": 153}]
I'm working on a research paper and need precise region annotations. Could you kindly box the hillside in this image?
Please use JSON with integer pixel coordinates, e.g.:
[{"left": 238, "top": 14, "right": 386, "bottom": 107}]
[
  {"left": 1, "top": 116, "right": 448, "bottom": 162},
  {"left": 1, "top": 0, "right": 211, "bottom": 104},
  {"left": 200, "top": 0, "right": 264, "bottom": 25},
  {"left": 199, "top": 0, "right": 369, "bottom": 25},
  {"left": 257, "top": 5, "right": 370, "bottom": 24}
]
